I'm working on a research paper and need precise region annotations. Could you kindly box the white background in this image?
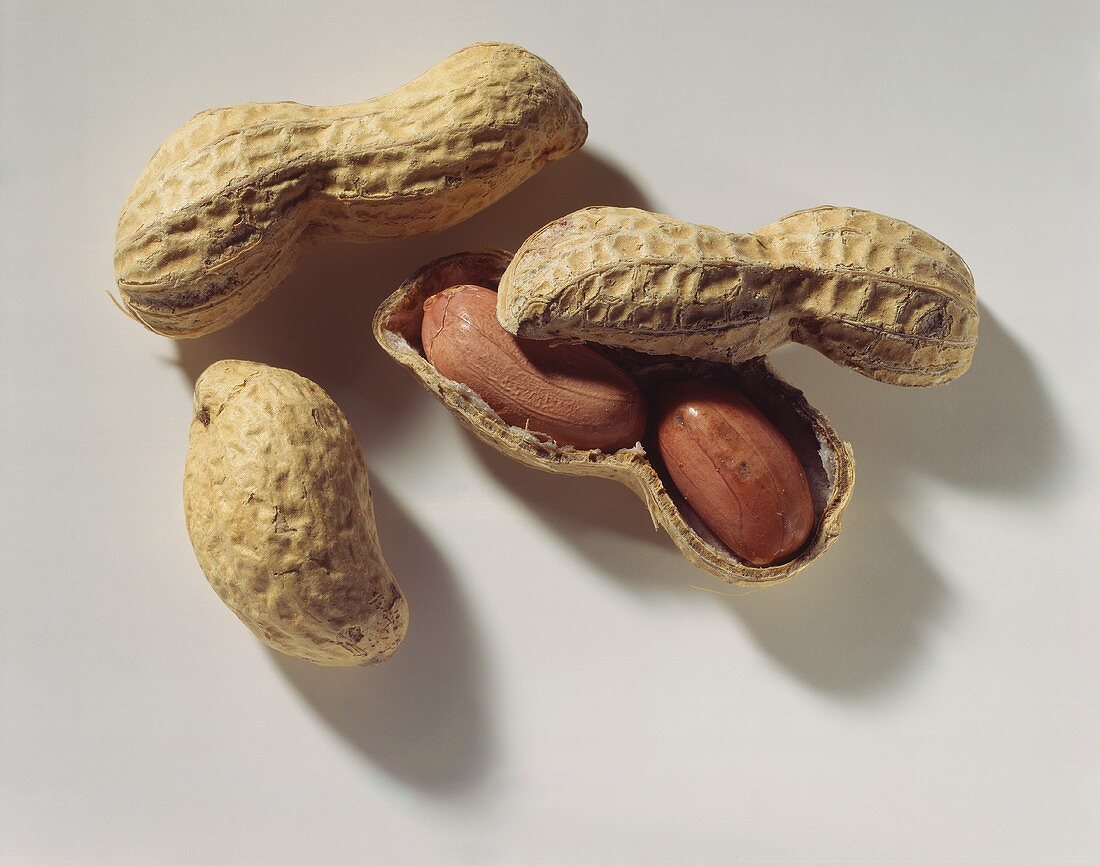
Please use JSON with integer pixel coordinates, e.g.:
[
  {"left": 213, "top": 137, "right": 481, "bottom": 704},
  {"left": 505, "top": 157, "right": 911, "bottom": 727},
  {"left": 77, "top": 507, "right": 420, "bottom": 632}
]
[{"left": 2, "top": 1, "right": 1098, "bottom": 863}]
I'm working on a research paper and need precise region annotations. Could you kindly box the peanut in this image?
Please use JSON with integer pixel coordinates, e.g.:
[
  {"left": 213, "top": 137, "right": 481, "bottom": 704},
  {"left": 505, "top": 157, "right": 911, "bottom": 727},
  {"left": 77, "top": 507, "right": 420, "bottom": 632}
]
[
  {"left": 653, "top": 378, "right": 814, "bottom": 566},
  {"left": 374, "top": 250, "right": 853, "bottom": 586},
  {"left": 115, "top": 43, "right": 587, "bottom": 338},
  {"left": 184, "top": 360, "right": 407, "bottom": 665},
  {"left": 498, "top": 206, "right": 978, "bottom": 387},
  {"left": 421, "top": 285, "right": 646, "bottom": 451}
]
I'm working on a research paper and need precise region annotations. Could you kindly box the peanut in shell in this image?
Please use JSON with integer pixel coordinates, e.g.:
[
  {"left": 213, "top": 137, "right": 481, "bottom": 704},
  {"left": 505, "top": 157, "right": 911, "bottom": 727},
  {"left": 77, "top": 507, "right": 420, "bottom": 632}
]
[
  {"left": 115, "top": 42, "right": 587, "bottom": 338},
  {"left": 374, "top": 250, "right": 854, "bottom": 586},
  {"left": 184, "top": 360, "right": 407, "bottom": 665}
]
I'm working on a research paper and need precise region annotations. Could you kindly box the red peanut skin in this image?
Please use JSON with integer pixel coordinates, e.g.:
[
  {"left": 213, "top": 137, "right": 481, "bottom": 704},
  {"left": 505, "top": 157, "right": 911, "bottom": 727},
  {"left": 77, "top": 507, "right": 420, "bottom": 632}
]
[
  {"left": 422, "top": 285, "right": 646, "bottom": 451},
  {"left": 654, "top": 378, "right": 815, "bottom": 566}
]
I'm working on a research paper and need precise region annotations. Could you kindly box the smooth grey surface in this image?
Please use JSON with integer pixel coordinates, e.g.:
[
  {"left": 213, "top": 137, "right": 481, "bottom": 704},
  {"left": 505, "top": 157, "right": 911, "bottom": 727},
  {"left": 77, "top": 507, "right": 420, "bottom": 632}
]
[{"left": 2, "top": 1, "right": 1098, "bottom": 862}]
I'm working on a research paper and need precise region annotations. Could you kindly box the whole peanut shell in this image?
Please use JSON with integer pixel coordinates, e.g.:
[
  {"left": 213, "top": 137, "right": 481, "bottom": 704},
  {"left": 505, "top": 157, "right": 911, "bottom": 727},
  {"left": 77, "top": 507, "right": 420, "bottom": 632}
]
[
  {"left": 115, "top": 42, "right": 587, "bottom": 338},
  {"left": 421, "top": 284, "right": 646, "bottom": 451},
  {"left": 498, "top": 206, "right": 978, "bottom": 387},
  {"left": 374, "top": 250, "right": 854, "bottom": 585},
  {"left": 184, "top": 360, "right": 407, "bottom": 665}
]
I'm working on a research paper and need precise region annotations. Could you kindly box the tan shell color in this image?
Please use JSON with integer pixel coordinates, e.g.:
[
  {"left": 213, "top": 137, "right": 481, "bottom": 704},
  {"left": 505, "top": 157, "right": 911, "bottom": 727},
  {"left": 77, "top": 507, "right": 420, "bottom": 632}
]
[
  {"left": 184, "top": 360, "right": 408, "bottom": 665},
  {"left": 498, "top": 206, "right": 978, "bottom": 387},
  {"left": 374, "top": 251, "right": 854, "bottom": 585},
  {"left": 115, "top": 42, "right": 587, "bottom": 338}
]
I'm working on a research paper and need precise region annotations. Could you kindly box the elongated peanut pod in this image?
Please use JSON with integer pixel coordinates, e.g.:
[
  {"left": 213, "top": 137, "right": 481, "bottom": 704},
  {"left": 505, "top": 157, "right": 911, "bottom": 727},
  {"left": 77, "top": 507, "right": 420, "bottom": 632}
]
[
  {"left": 422, "top": 285, "right": 645, "bottom": 451},
  {"left": 654, "top": 378, "right": 814, "bottom": 566},
  {"left": 498, "top": 206, "right": 978, "bottom": 387},
  {"left": 184, "top": 360, "right": 407, "bottom": 665},
  {"left": 116, "top": 42, "right": 587, "bottom": 338}
]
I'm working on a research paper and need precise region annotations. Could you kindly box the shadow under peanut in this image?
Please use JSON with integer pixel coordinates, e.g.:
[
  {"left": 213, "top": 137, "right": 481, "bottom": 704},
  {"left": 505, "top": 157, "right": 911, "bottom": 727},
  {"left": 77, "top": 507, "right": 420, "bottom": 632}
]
[
  {"left": 768, "top": 309, "right": 1068, "bottom": 498},
  {"left": 726, "top": 513, "right": 948, "bottom": 698},
  {"left": 726, "top": 307, "right": 1068, "bottom": 696},
  {"left": 473, "top": 306, "right": 1067, "bottom": 699},
  {"left": 268, "top": 478, "right": 494, "bottom": 797},
  {"left": 470, "top": 421, "right": 950, "bottom": 700}
]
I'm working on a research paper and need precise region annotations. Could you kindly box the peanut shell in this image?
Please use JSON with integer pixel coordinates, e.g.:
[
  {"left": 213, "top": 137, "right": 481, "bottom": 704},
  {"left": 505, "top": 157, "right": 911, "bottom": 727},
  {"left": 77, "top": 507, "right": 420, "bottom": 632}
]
[
  {"left": 498, "top": 206, "right": 978, "bottom": 387},
  {"left": 184, "top": 360, "right": 407, "bottom": 665},
  {"left": 115, "top": 42, "right": 587, "bottom": 338},
  {"left": 374, "top": 251, "right": 854, "bottom": 585}
]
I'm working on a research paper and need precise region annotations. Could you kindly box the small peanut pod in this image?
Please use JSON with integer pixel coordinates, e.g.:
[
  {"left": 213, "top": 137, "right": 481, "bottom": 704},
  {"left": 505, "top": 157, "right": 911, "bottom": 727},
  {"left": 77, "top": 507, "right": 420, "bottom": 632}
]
[
  {"left": 184, "top": 360, "right": 408, "bottom": 665},
  {"left": 498, "top": 206, "right": 978, "bottom": 387},
  {"left": 115, "top": 42, "right": 587, "bottom": 338},
  {"left": 421, "top": 285, "right": 646, "bottom": 451},
  {"left": 654, "top": 378, "right": 815, "bottom": 566},
  {"left": 374, "top": 251, "right": 853, "bottom": 586}
]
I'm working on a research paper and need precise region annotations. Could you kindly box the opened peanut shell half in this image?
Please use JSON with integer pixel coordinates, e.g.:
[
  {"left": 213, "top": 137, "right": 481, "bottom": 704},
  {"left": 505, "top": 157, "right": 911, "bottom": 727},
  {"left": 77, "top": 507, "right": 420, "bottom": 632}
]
[{"left": 498, "top": 206, "right": 978, "bottom": 387}]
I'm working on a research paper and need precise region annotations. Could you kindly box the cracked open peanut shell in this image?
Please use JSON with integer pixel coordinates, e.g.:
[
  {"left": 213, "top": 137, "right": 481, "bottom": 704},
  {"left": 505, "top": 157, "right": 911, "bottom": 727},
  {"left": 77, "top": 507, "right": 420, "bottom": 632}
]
[{"left": 373, "top": 249, "right": 854, "bottom": 585}]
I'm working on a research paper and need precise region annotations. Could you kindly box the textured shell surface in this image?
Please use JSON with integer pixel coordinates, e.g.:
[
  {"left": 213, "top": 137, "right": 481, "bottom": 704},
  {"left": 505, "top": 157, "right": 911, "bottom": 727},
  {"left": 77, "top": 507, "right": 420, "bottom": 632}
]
[
  {"left": 183, "top": 360, "right": 408, "bottom": 665},
  {"left": 116, "top": 42, "right": 588, "bottom": 338},
  {"left": 498, "top": 205, "right": 978, "bottom": 387},
  {"left": 374, "top": 251, "right": 854, "bottom": 586}
]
